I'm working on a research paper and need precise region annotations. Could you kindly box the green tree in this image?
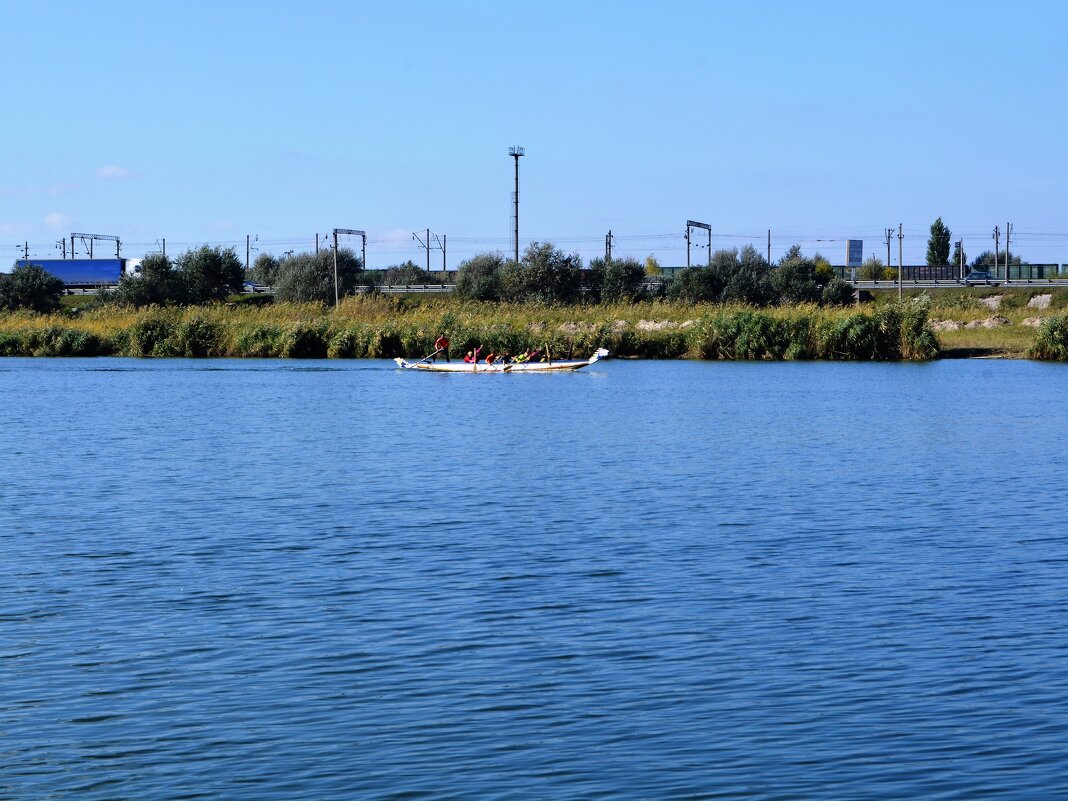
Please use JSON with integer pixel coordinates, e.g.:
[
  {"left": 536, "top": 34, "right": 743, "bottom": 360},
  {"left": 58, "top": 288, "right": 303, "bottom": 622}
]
[
  {"left": 820, "top": 276, "right": 855, "bottom": 306},
  {"left": 667, "top": 266, "right": 721, "bottom": 303},
  {"left": 951, "top": 240, "right": 967, "bottom": 270},
  {"left": 711, "top": 246, "right": 773, "bottom": 306},
  {"left": 970, "top": 251, "right": 1023, "bottom": 270},
  {"left": 273, "top": 248, "right": 365, "bottom": 303},
  {"left": 454, "top": 252, "right": 505, "bottom": 301},
  {"left": 177, "top": 246, "right": 245, "bottom": 303},
  {"left": 859, "top": 256, "right": 885, "bottom": 281},
  {"left": 601, "top": 256, "right": 646, "bottom": 303},
  {"left": 383, "top": 260, "right": 440, "bottom": 286},
  {"left": 110, "top": 253, "right": 186, "bottom": 307},
  {"left": 644, "top": 255, "right": 663, "bottom": 276},
  {"left": 926, "top": 217, "right": 952, "bottom": 266},
  {"left": 0, "top": 264, "right": 64, "bottom": 312},
  {"left": 499, "top": 242, "right": 583, "bottom": 304},
  {"left": 770, "top": 246, "right": 824, "bottom": 304},
  {"left": 253, "top": 253, "right": 280, "bottom": 286}
]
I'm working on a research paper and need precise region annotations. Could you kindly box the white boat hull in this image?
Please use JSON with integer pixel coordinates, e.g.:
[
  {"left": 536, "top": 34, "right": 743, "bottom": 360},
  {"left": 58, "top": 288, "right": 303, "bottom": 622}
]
[{"left": 395, "top": 348, "right": 609, "bottom": 372}]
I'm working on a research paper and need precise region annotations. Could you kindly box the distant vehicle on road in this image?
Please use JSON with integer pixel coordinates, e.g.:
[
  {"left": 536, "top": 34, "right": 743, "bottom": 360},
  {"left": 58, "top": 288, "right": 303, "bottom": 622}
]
[
  {"left": 12, "top": 258, "right": 141, "bottom": 288},
  {"left": 959, "top": 270, "right": 1000, "bottom": 286}
]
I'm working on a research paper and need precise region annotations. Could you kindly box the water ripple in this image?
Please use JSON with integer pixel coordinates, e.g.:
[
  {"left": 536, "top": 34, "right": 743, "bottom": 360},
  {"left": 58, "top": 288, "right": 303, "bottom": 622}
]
[{"left": 2, "top": 358, "right": 1068, "bottom": 799}]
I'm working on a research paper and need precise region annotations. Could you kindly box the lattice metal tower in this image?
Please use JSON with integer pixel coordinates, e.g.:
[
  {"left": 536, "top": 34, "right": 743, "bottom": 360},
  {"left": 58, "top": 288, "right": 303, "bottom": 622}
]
[{"left": 509, "top": 146, "right": 525, "bottom": 264}]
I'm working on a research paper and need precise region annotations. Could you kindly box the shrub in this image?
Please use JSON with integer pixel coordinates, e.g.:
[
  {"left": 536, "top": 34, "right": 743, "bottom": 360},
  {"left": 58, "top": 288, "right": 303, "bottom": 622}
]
[
  {"left": 173, "top": 316, "right": 224, "bottom": 357},
  {"left": 236, "top": 325, "right": 284, "bottom": 357},
  {"left": 383, "top": 260, "right": 442, "bottom": 286},
  {"left": 0, "top": 264, "right": 64, "bottom": 312},
  {"left": 177, "top": 246, "right": 245, "bottom": 304},
  {"left": 1029, "top": 315, "right": 1068, "bottom": 359},
  {"left": 0, "top": 331, "right": 24, "bottom": 355},
  {"left": 273, "top": 248, "right": 365, "bottom": 304},
  {"left": 106, "top": 249, "right": 238, "bottom": 308},
  {"left": 667, "top": 267, "right": 721, "bottom": 303},
  {"left": 820, "top": 276, "right": 855, "bottom": 307},
  {"left": 226, "top": 292, "right": 273, "bottom": 307},
  {"left": 499, "top": 242, "right": 583, "bottom": 304},
  {"left": 770, "top": 257, "right": 823, "bottom": 305},
  {"left": 252, "top": 253, "right": 280, "bottom": 286},
  {"left": 454, "top": 253, "right": 505, "bottom": 301},
  {"left": 20, "top": 326, "right": 107, "bottom": 357},
  {"left": 328, "top": 328, "right": 360, "bottom": 358},
  {"left": 601, "top": 257, "right": 646, "bottom": 303},
  {"left": 126, "top": 314, "right": 177, "bottom": 356},
  {"left": 280, "top": 323, "right": 328, "bottom": 358},
  {"left": 109, "top": 253, "right": 185, "bottom": 307},
  {"left": 858, "top": 256, "right": 885, "bottom": 281}
]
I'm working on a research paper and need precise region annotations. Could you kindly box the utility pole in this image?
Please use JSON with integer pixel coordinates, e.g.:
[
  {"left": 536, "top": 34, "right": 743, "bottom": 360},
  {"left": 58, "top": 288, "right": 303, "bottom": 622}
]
[
  {"left": 508, "top": 146, "right": 525, "bottom": 265},
  {"left": 897, "top": 223, "right": 903, "bottom": 300},
  {"left": 57, "top": 239, "right": 66, "bottom": 258},
  {"left": 993, "top": 226, "right": 1000, "bottom": 279},
  {"left": 884, "top": 227, "right": 893, "bottom": 284},
  {"left": 1005, "top": 222, "right": 1012, "bottom": 282},
  {"left": 605, "top": 230, "right": 613, "bottom": 262},
  {"left": 333, "top": 229, "right": 339, "bottom": 306},
  {"left": 315, "top": 233, "right": 319, "bottom": 254},
  {"left": 163, "top": 238, "right": 166, "bottom": 258},
  {"left": 246, "top": 234, "right": 250, "bottom": 275},
  {"left": 23, "top": 241, "right": 29, "bottom": 260},
  {"left": 767, "top": 229, "right": 771, "bottom": 264},
  {"left": 442, "top": 234, "right": 447, "bottom": 275},
  {"left": 425, "top": 228, "right": 430, "bottom": 272}
]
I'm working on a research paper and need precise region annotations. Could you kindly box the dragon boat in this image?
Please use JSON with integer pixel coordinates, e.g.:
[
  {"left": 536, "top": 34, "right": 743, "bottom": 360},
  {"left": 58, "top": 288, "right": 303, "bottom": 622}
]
[{"left": 394, "top": 348, "right": 609, "bottom": 372}]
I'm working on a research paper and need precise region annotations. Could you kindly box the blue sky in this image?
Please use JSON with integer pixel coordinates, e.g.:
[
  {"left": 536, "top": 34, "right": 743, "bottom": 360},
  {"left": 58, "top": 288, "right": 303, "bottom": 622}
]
[{"left": 2, "top": 0, "right": 1067, "bottom": 268}]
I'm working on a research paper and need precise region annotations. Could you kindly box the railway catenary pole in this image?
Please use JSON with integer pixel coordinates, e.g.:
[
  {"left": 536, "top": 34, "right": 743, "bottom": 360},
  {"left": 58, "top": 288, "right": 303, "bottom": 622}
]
[
  {"left": 333, "top": 229, "right": 339, "bottom": 307},
  {"left": 1005, "top": 222, "right": 1012, "bottom": 282},
  {"left": 898, "top": 223, "right": 903, "bottom": 300}
]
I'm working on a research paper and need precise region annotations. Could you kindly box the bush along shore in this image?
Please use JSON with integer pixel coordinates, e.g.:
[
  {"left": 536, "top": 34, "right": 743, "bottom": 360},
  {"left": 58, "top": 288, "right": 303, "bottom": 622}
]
[{"left": 0, "top": 296, "right": 939, "bottom": 360}]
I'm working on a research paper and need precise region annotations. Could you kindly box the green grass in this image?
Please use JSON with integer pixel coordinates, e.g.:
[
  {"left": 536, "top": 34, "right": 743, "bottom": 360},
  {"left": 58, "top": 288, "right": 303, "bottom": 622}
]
[{"left": 0, "top": 295, "right": 940, "bottom": 360}]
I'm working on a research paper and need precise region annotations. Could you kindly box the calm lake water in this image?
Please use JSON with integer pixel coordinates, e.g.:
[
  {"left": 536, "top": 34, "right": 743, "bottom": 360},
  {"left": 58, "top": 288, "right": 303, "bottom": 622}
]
[{"left": 3, "top": 357, "right": 1067, "bottom": 800}]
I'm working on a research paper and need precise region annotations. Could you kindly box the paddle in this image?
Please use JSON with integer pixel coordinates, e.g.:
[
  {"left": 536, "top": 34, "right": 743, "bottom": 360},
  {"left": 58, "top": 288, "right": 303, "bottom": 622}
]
[{"left": 413, "top": 346, "right": 444, "bottom": 366}]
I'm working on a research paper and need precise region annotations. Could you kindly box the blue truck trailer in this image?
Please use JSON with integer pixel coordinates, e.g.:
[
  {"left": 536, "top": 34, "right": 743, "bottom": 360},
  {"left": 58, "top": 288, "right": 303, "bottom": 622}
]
[{"left": 12, "top": 258, "right": 139, "bottom": 287}]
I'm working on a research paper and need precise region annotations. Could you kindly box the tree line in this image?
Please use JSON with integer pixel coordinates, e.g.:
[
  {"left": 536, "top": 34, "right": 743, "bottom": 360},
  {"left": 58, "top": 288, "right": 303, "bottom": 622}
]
[
  {"left": 925, "top": 217, "right": 1023, "bottom": 270},
  {"left": 5, "top": 240, "right": 862, "bottom": 312}
]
